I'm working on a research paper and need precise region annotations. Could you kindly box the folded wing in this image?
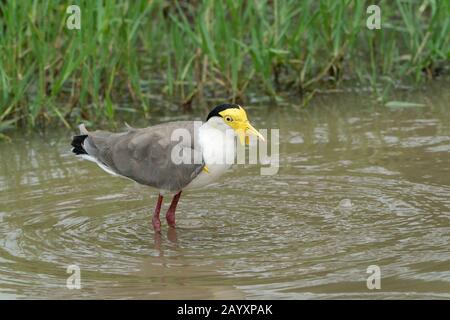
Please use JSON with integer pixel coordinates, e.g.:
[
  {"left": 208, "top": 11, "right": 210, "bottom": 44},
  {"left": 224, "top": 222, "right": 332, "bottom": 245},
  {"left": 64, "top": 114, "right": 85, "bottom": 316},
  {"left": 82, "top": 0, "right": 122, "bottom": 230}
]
[{"left": 75, "top": 121, "right": 204, "bottom": 192}]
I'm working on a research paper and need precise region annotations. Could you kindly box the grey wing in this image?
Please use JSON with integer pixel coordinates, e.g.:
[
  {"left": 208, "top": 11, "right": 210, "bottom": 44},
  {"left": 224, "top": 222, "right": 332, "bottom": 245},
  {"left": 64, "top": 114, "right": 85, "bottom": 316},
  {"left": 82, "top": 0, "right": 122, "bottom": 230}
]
[{"left": 84, "top": 121, "right": 205, "bottom": 191}]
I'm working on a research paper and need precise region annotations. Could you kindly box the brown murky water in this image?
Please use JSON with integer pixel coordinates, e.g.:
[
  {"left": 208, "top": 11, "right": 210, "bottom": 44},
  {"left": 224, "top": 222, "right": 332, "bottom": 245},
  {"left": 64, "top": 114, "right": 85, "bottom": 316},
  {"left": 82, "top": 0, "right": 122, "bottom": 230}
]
[{"left": 1, "top": 82, "right": 450, "bottom": 299}]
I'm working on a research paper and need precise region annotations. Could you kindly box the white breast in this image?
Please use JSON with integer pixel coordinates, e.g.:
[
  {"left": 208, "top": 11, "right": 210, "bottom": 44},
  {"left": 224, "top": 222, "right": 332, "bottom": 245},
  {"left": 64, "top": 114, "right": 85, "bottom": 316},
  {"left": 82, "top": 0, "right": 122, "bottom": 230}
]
[{"left": 184, "top": 123, "right": 235, "bottom": 190}]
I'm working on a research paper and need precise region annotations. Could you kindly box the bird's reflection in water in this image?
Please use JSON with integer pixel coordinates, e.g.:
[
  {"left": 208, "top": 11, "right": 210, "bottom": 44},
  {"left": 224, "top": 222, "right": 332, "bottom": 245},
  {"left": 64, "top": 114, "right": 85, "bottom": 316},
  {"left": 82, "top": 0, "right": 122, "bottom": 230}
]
[
  {"left": 153, "top": 227, "right": 178, "bottom": 254},
  {"left": 167, "top": 227, "right": 178, "bottom": 243},
  {"left": 137, "top": 228, "right": 245, "bottom": 299}
]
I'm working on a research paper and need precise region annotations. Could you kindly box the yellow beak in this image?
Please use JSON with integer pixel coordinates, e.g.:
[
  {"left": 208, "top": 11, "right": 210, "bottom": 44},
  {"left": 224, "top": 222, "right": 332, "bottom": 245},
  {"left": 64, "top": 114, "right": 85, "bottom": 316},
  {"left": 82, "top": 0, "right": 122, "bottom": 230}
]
[{"left": 236, "top": 121, "right": 265, "bottom": 145}]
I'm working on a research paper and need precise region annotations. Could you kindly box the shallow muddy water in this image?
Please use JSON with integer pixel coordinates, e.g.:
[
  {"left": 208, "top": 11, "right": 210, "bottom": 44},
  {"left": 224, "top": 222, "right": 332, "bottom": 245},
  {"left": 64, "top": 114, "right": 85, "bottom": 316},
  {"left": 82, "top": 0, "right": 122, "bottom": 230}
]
[{"left": 1, "top": 83, "right": 450, "bottom": 299}]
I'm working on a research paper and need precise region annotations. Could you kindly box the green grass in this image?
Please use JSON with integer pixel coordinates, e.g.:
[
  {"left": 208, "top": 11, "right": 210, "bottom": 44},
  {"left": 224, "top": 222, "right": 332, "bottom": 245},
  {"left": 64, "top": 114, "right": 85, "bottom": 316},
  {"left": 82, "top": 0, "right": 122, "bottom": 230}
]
[{"left": 0, "top": 0, "right": 448, "bottom": 130}]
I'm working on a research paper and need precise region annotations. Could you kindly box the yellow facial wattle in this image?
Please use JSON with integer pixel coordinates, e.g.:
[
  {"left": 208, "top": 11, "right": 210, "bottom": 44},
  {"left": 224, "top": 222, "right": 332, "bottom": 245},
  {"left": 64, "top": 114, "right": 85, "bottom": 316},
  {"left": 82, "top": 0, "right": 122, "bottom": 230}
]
[{"left": 219, "top": 106, "right": 265, "bottom": 145}]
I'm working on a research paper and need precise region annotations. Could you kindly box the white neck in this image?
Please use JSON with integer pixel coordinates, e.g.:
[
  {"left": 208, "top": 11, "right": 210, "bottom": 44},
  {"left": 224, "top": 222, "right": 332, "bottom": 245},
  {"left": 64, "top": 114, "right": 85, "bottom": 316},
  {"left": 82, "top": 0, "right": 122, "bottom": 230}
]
[
  {"left": 184, "top": 120, "right": 237, "bottom": 190},
  {"left": 199, "top": 121, "right": 236, "bottom": 167}
]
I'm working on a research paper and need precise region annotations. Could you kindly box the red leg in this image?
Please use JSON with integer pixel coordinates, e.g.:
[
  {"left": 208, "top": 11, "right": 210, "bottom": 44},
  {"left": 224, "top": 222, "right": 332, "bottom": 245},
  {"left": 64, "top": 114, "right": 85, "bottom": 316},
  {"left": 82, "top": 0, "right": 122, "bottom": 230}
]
[
  {"left": 166, "top": 191, "right": 182, "bottom": 228},
  {"left": 152, "top": 194, "right": 164, "bottom": 233}
]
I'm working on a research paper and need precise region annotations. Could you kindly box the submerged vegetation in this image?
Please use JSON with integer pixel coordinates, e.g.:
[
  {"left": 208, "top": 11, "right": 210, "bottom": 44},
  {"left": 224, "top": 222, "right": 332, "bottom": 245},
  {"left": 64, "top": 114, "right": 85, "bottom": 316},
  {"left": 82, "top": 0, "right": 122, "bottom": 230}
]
[{"left": 0, "top": 0, "right": 449, "bottom": 130}]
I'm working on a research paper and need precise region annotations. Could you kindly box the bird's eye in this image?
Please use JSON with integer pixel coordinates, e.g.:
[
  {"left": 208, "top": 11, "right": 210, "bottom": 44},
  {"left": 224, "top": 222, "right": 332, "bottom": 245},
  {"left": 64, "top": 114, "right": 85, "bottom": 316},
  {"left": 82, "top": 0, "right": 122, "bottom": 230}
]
[{"left": 225, "top": 116, "right": 233, "bottom": 122}]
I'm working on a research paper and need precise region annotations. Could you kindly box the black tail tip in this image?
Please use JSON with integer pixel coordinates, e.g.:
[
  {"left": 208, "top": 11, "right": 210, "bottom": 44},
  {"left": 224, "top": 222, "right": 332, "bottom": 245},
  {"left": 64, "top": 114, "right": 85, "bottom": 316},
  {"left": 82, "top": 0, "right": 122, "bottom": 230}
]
[{"left": 71, "top": 135, "right": 88, "bottom": 155}]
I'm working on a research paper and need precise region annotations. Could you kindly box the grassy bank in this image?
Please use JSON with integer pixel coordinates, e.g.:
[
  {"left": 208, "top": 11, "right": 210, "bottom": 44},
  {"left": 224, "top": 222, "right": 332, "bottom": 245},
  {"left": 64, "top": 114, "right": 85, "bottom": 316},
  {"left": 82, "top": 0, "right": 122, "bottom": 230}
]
[{"left": 0, "top": 0, "right": 449, "bottom": 131}]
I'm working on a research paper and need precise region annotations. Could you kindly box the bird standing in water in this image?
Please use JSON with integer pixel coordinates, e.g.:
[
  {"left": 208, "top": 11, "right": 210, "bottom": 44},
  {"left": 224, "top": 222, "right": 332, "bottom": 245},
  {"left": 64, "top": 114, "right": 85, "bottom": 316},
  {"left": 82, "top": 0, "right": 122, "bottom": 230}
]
[{"left": 71, "top": 104, "right": 264, "bottom": 232}]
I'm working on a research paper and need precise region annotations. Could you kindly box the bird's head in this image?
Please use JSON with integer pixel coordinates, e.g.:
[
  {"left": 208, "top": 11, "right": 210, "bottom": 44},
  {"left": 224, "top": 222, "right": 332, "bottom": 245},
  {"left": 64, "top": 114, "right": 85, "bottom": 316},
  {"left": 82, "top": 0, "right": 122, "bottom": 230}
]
[{"left": 206, "top": 104, "right": 265, "bottom": 145}]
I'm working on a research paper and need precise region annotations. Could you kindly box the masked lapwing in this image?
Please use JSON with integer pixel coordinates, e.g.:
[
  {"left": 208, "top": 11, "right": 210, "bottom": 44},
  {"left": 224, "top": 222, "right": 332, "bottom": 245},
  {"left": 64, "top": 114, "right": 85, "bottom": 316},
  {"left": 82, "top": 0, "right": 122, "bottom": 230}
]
[{"left": 71, "top": 104, "right": 264, "bottom": 232}]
